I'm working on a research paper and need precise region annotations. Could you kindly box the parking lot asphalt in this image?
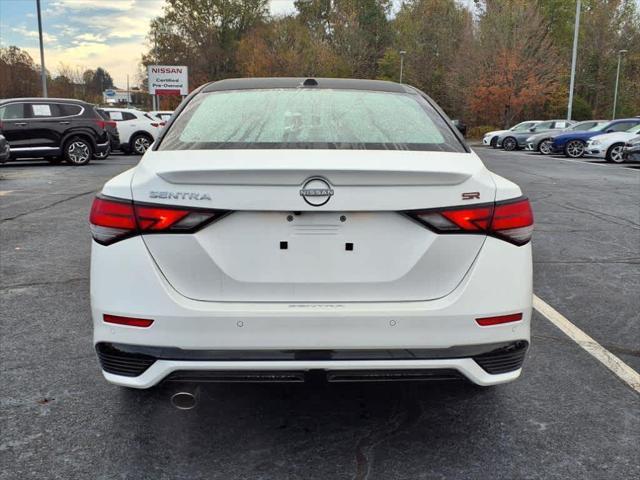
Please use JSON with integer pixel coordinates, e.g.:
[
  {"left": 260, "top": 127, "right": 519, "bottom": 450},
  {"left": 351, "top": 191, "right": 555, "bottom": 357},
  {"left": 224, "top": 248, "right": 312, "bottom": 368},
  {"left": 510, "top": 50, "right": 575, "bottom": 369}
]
[{"left": 1, "top": 151, "right": 639, "bottom": 480}]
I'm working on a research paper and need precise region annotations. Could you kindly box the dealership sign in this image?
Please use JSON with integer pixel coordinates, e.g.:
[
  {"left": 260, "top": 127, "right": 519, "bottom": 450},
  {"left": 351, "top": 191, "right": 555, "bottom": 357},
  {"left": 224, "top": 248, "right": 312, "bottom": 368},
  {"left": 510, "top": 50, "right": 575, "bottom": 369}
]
[{"left": 148, "top": 65, "right": 188, "bottom": 96}]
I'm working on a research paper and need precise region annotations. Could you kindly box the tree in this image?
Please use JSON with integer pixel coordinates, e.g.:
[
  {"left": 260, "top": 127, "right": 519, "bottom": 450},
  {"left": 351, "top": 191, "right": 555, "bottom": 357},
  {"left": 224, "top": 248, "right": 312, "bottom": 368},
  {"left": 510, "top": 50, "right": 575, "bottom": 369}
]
[
  {"left": 390, "top": 0, "right": 474, "bottom": 116},
  {"left": 573, "top": 0, "right": 640, "bottom": 117},
  {"left": 0, "top": 46, "right": 40, "bottom": 97},
  {"left": 294, "top": 0, "right": 391, "bottom": 78},
  {"left": 81, "top": 67, "right": 115, "bottom": 99},
  {"left": 468, "top": 0, "right": 561, "bottom": 127},
  {"left": 237, "top": 16, "right": 348, "bottom": 77},
  {"left": 142, "top": 0, "right": 269, "bottom": 89}
]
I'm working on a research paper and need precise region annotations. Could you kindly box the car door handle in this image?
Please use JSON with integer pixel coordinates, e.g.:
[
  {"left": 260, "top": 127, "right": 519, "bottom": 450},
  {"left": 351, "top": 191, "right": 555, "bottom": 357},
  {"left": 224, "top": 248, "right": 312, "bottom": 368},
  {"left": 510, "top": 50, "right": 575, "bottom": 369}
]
[
  {"left": 59, "top": 121, "right": 70, "bottom": 125},
  {"left": 15, "top": 122, "right": 28, "bottom": 126}
]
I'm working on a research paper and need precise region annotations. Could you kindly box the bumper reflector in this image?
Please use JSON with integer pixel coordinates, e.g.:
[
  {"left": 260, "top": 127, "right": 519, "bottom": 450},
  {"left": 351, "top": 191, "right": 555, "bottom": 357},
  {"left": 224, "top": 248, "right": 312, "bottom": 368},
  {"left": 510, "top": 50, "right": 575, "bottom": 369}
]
[
  {"left": 475, "top": 313, "right": 523, "bottom": 326},
  {"left": 103, "top": 314, "right": 154, "bottom": 328}
]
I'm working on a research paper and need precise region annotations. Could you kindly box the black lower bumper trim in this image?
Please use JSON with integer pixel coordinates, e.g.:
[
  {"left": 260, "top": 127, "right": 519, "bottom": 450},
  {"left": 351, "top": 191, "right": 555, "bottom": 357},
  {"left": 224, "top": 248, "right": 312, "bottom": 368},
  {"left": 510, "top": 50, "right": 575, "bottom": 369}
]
[
  {"left": 165, "top": 369, "right": 463, "bottom": 383},
  {"left": 473, "top": 341, "right": 528, "bottom": 374},
  {"left": 96, "top": 341, "right": 529, "bottom": 378},
  {"left": 96, "top": 341, "right": 528, "bottom": 362}
]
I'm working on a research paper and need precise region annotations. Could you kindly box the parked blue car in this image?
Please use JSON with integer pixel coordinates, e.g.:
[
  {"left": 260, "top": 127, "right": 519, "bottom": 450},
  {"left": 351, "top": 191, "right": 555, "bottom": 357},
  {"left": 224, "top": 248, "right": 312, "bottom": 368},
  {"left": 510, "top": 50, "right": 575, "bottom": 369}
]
[{"left": 551, "top": 118, "right": 640, "bottom": 158}]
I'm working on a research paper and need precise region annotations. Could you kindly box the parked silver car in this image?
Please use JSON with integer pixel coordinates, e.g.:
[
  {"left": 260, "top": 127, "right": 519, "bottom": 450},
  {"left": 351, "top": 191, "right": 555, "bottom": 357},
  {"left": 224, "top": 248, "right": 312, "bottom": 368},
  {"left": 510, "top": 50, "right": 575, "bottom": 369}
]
[
  {"left": 497, "top": 120, "right": 574, "bottom": 151},
  {"left": 525, "top": 120, "right": 607, "bottom": 154}
]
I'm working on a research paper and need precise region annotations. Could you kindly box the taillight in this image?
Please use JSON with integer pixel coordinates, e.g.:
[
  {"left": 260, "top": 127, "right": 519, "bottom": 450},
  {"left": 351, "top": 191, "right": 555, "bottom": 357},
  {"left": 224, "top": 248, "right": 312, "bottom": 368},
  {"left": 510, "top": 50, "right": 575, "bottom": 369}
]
[
  {"left": 89, "top": 195, "right": 229, "bottom": 245},
  {"left": 151, "top": 122, "right": 165, "bottom": 127},
  {"left": 95, "top": 119, "right": 107, "bottom": 129},
  {"left": 406, "top": 197, "right": 534, "bottom": 246}
]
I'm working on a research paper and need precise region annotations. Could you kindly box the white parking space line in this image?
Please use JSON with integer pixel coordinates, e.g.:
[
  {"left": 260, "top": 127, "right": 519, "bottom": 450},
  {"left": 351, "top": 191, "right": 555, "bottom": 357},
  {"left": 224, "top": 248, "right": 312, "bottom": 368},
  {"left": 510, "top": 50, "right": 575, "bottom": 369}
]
[{"left": 533, "top": 294, "right": 640, "bottom": 393}]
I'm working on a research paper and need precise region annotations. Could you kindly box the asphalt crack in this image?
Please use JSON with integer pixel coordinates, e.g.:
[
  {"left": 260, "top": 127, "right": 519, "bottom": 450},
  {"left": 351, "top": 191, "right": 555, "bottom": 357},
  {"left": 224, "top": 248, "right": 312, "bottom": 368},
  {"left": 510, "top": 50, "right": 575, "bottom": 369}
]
[
  {"left": 353, "top": 388, "right": 422, "bottom": 480},
  {"left": 1, "top": 277, "right": 89, "bottom": 291},
  {"left": 560, "top": 202, "right": 640, "bottom": 230},
  {"left": 0, "top": 190, "right": 96, "bottom": 223}
]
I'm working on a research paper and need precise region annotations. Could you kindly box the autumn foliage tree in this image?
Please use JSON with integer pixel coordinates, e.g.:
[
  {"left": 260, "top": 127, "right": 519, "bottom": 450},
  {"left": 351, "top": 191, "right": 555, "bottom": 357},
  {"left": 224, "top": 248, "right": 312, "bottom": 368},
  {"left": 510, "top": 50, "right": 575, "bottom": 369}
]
[
  {"left": 237, "top": 16, "right": 348, "bottom": 77},
  {"left": 467, "top": 1, "right": 561, "bottom": 127},
  {"left": 0, "top": 47, "right": 41, "bottom": 98}
]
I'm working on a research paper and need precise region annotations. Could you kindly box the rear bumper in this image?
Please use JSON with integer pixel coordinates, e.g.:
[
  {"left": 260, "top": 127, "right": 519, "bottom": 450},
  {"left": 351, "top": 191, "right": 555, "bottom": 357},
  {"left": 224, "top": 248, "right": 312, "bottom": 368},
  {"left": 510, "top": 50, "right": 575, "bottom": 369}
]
[
  {"left": 95, "top": 141, "right": 110, "bottom": 155},
  {"left": 97, "top": 341, "right": 528, "bottom": 388},
  {"left": 91, "top": 236, "right": 532, "bottom": 388},
  {"left": 623, "top": 147, "right": 640, "bottom": 161}
]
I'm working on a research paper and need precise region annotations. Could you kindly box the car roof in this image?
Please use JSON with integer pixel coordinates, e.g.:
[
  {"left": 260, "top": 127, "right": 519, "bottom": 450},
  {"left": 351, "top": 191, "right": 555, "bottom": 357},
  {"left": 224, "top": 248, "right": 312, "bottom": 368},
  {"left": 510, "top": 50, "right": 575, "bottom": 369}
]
[
  {"left": 0, "top": 97, "right": 89, "bottom": 105},
  {"left": 201, "top": 77, "right": 410, "bottom": 94},
  {"left": 103, "top": 107, "right": 140, "bottom": 112},
  {"left": 611, "top": 118, "right": 640, "bottom": 122}
]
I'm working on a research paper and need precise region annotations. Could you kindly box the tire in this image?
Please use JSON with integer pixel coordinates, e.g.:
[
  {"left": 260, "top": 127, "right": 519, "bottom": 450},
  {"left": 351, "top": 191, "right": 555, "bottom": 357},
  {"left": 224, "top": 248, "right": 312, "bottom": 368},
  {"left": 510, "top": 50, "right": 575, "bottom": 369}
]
[
  {"left": 606, "top": 143, "right": 625, "bottom": 163},
  {"left": 564, "top": 139, "right": 585, "bottom": 158},
  {"left": 538, "top": 139, "right": 553, "bottom": 155},
  {"left": 130, "top": 133, "right": 152, "bottom": 155},
  {"left": 94, "top": 145, "right": 111, "bottom": 160},
  {"left": 502, "top": 136, "right": 517, "bottom": 151},
  {"left": 64, "top": 137, "right": 92, "bottom": 165}
]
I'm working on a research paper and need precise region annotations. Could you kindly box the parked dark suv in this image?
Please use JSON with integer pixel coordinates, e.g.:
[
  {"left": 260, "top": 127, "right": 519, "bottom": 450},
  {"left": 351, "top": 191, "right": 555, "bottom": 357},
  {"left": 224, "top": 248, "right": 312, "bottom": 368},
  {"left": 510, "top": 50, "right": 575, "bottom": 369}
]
[{"left": 0, "top": 98, "right": 110, "bottom": 165}]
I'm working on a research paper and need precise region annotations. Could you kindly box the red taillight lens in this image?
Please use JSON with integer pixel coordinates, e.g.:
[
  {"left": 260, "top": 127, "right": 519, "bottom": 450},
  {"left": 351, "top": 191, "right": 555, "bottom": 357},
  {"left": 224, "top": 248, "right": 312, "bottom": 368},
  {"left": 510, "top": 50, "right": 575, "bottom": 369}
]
[
  {"left": 134, "top": 205, "right": 190, "bottom": 230},
  {"left": 103, "top": 314, "right": 154, "bottom": 328},
  {"left": 90, "top": 197, "right": 137, "bottom": 244},
  {"left": 89, "top": 195, "right": 228, "bottom": 245},
  {"left": 151, "top": 122, "right": 166, "bottom": 127},
  {"left": 95, "top": 119, "right": 107, "bottom": 129},
  {"left": 476, "top": 313, "right": 523, "bottom": 326},
  {"left": 407, "top": 197, "right": 534, "bottom": 246},
  {"left": 441, "top": 206, "right": 493, "bottom": 231},
  {"left": 490, "top": 199, "right": 534, "bottom": 245}
]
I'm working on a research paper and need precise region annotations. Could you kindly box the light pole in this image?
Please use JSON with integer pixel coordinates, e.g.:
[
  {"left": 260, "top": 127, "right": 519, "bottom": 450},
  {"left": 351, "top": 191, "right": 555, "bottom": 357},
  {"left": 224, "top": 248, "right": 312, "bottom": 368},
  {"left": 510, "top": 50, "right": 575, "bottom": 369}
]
[
  {"left": 567, "top": 0, "right": 581, "bottom": 120},
  {"left": 36, "top": 0, "right": 47, "bottom": 97},
  {"left": 612, "top": 49, "right": 628, "bottom": 120},
  {"left": 399, "top": 50, "right": 406, "bottom": 84}
]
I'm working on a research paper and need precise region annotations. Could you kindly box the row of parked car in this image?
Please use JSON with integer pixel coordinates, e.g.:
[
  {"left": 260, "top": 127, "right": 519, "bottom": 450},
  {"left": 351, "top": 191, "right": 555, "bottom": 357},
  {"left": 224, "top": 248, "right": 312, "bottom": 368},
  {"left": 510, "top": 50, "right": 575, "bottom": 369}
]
[
  {"left": 482, "top": 117, "right": 640, "bottom": 163},
  {"left": 0, "top": 97, "right": 173, "bottom": 166}
]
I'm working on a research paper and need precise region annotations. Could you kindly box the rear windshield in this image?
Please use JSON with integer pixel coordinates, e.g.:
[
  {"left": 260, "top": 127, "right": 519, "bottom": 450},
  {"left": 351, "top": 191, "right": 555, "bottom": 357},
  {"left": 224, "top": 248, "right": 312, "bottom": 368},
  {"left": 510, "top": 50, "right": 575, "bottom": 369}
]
[{"left": 158, "top": 89, "right": 465, "bottom": 152}]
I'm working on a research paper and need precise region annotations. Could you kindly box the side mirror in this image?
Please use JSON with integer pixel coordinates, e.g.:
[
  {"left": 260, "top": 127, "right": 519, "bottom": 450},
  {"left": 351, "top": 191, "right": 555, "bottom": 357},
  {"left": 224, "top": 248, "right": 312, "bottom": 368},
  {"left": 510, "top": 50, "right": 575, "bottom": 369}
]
[
  {"left": 529, "top": 127, "right": 536, "bottom": 132},
  {"left": 606, "top": 129, "right": 615, "bottom": 133}
]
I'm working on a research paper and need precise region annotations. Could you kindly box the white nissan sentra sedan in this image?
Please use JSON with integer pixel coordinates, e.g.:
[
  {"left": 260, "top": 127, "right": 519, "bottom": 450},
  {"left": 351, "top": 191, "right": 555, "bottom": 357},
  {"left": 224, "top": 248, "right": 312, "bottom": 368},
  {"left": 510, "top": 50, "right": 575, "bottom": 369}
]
[{"left": 90, "top": 78, "right": 533, "bottom": 389}]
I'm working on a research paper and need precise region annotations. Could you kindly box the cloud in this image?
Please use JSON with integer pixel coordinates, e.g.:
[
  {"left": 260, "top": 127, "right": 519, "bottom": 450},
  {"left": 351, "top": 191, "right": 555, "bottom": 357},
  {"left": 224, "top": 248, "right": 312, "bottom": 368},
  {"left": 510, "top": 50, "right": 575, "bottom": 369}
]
[
  {"left": 74, "top": 33, "right": 106, "bottom": 43},
  {"left": 24, "top": 40, "right": 147, "bottom": 88},
  {"left": 47, "top": 0, "right": 136, "bottom": 13},
  {"left": 11, "top": 26, "right": 58, "bottom": 44},
  {"left": 9, "top": 0, "right": 303, "bottom": 89}
]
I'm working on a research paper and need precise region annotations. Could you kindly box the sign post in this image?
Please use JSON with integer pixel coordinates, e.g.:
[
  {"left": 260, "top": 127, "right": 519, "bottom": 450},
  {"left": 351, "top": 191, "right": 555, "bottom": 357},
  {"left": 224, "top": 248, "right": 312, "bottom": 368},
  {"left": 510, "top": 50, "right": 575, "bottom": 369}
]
[{"left": 147, "top": 65, "right": 189, "bottom": 103}]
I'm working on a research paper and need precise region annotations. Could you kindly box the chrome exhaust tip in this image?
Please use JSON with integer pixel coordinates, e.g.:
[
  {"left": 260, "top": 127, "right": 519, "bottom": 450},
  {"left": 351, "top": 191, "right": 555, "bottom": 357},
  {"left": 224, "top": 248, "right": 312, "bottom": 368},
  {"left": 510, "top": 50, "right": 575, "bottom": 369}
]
[{"left": 170, "top": 387, "right": 199, "bottom": 410}]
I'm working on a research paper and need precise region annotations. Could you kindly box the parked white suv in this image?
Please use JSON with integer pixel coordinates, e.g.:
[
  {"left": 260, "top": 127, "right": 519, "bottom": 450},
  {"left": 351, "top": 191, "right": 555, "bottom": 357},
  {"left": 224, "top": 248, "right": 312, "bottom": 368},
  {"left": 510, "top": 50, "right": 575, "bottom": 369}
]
[
  {"left": 102, "top": 108, "right": 164, "bottom": 155},
  {"left": 148, "top": 110, "right": 173, "bottom": 122},
  {"left": 90, "top": 78, "right": 533, "bottom": 389}
]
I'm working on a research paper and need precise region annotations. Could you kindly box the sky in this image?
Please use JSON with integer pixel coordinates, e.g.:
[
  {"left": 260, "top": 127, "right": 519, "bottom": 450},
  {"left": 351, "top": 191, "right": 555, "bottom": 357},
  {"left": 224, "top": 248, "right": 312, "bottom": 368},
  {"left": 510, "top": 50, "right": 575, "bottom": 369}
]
[{"left": 0, "top": 0, "right": 300, "bottom": 88}]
